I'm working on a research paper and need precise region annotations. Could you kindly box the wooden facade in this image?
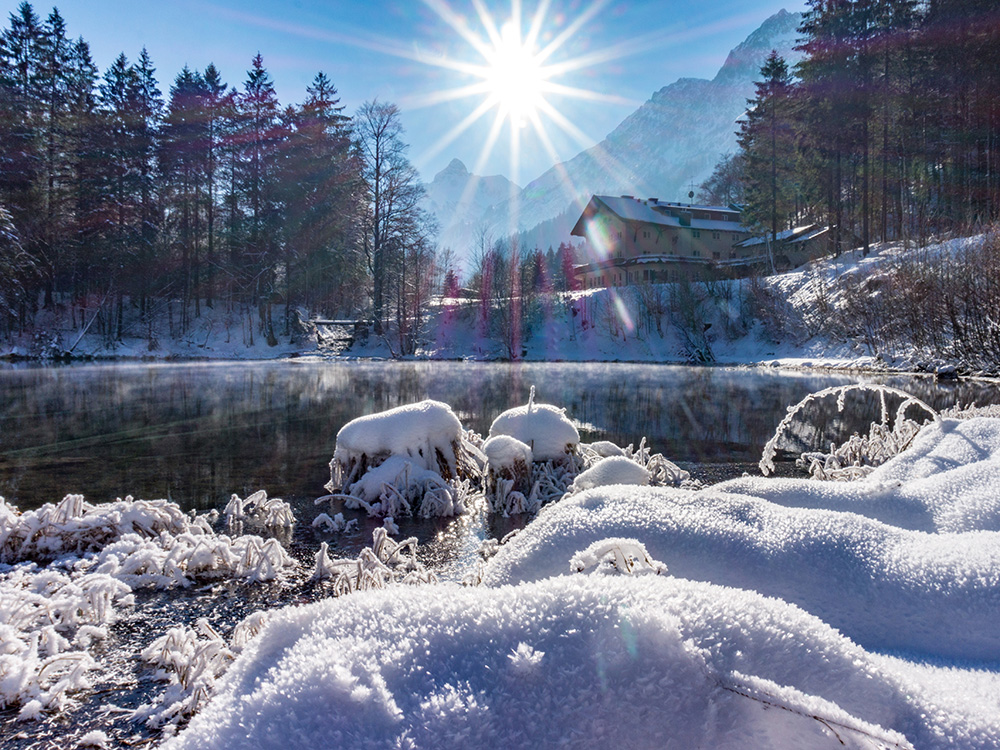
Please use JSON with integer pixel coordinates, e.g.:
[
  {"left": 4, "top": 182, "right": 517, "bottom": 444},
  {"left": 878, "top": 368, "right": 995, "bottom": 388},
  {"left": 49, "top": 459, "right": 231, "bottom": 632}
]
[{"left": 570, "top": 195, "right": 831, "bottom": 287}]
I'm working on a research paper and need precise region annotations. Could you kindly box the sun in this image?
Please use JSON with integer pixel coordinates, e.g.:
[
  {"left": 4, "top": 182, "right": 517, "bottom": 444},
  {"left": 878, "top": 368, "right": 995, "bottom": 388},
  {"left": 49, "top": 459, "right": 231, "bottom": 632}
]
[{"left": 482, "top": 21, "right": 547, "bottom": 128}]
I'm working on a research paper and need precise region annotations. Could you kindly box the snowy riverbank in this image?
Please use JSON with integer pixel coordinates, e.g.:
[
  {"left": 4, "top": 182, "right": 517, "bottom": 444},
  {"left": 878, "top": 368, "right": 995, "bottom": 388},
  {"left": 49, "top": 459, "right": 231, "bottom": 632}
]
[
  {"left": 165, "top": 414, "right": 1000, "bottom": 749},
  {"left": 4, "top": 233, "right": 998, "bottom": 376}
]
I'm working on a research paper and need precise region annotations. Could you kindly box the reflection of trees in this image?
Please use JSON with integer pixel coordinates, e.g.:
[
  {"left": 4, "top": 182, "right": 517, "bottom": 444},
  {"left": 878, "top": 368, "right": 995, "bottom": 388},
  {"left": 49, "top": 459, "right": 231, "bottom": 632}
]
[{"left": 1, "top": 364, "right": 996, "bottom": 511}]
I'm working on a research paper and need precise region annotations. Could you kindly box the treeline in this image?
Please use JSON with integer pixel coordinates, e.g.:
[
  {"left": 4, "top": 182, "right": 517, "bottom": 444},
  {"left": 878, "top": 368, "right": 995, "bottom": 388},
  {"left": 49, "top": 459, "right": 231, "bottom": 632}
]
[
  {"left": 702, "top": 0, "right": 1000, "bottom": 252},
  {"left": 0, "top": 2, "right": 434, "bottom": 349}
]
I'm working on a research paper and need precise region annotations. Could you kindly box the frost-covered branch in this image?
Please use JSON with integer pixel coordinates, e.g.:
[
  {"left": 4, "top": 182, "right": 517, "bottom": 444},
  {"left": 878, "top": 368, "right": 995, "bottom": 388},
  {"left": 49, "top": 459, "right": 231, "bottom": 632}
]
[{"left": 759, "top": 384, "right": 939, "bottom": 478}]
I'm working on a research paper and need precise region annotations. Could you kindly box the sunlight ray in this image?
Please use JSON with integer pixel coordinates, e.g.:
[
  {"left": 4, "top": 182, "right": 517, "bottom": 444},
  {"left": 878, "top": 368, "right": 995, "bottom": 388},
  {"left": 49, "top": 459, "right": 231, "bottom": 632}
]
[
  {"left": 471, "top": 109, "right": 508, "bottom": 177},
  {"left": 418, "top": 97, "right": 500, "bottom": 165},
  {"left": 539, "top": 81, "right": 639, "bottom": 107},
  {"left": 472, "top": 0, "right": 505, "bottom": 50},
  {"left": 398, "top": 81, "right": 493, "bottom": 110},
  {"left": 420, "top": 0, "right": 494, "bottom": 60},
  {"left": 524, "top": 0, "right": 551, "bottom": 50},
  {"left": 535, "top": 0, "right": 610, "bottom": 64}
]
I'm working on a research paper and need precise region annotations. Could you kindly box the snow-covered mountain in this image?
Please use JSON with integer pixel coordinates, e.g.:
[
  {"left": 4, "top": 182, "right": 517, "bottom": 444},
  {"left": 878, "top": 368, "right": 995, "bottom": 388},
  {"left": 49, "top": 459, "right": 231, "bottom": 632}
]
[
  {"left": 423, "top": 158, "right": 520, "bottom": 264},
  {"left": 430, "top": 9, "right": 803, "bottom": 261}
]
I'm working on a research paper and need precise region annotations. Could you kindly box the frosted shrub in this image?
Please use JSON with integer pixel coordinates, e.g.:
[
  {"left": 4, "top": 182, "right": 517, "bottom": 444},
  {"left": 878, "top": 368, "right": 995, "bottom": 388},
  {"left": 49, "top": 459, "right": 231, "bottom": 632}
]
[
  {"left": 569, "top": 538, "right": 667, "bottom": 576},
  {"left": 760, "top": 384, "right": 940, "bottom": 480},
  {"left": 0, "top": 491, "right": 300, "bottom": 725},
  {"left": 0, "top": 564, "right": 133, "bottom": 717},
  {"left": 326, "top": 400, "right": 480, "bottom": 518},
  {"left": 136, "top": 611, "right": 273, "bottom": 731},
  {"left": 223, "top": 490, "right": 294, "bottom": 528},
  {"left": 312, "top": 528, "right": 436, "bottom": 593},
  {"left": 88, "top": 529, "right": 295, "bottom": 587},
  {"left": 311, "top": 511, "right": 357, "bottom": 534},
  {"left": 0, "top": 494, "right": 198, "bottom": 564}
]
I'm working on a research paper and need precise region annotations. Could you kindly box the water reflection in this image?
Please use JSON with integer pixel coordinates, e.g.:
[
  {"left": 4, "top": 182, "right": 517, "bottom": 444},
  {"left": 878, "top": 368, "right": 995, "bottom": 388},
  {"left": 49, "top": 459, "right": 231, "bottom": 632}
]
[{"left": 1, "top": 361, "right": 997, "bottom": 511}]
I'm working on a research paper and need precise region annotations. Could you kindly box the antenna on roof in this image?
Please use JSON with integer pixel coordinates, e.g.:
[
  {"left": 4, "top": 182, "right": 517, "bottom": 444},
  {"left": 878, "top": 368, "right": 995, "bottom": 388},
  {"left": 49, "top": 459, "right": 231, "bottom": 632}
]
[{"left": 687, "top": 178, "right": 696, "bottom": 203}]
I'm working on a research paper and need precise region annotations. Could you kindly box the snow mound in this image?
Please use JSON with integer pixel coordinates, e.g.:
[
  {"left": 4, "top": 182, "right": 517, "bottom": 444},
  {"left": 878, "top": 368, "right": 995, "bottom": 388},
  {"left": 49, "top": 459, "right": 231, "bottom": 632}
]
[
  {"left": 569, "top": 456, "right": 650, "bottom": 493},
  {"left": 164, "top": 575, "right": 990, "bottom": 750},
  {"left": 718, "top": 418, "right": 1000, "bottom": 533},
  {"left": 482, "top": 435, "right": 533, "bottom": 471},
  {"left": 488, "top": 392, "right": 579, "bottom": 462},
  {"left": 482, "top": 485, "right": 1000, "bottom": 660},
  {"left": 326, "top": 401, "right": 474, "bottom": 518}
]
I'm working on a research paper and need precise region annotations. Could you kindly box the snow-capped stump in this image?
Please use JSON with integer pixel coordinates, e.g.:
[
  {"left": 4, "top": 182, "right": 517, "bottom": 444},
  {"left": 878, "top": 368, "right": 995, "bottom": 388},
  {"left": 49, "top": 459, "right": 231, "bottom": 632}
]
[
  {"left": 568, "top": 456, "right": 650, "bottom": 494},
  {"left": 326, "top": 400, "right": 477, "bottom": 518},
  {"left": 329, "top": 400, "right": 473, "bottom": 484},
  {"left": 488, "top": 388, "right": 580, "bottom": 462},
  {"left": 482, "top": 435, "right": 535, "bottom": 514}
]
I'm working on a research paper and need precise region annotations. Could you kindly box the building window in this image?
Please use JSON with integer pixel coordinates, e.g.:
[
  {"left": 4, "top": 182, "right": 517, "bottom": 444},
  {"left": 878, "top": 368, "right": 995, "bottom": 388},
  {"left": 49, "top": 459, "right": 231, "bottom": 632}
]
[
  {"left": 692, "top": 230, "right": 701, "bottom": 238},
  {"left": 693, "top": 249, "right": 701, "bottom": 257},
  {"left": 712, "top": 231, "right": 720, "bottom": 239},
  {"left": 713, "top": 251, "right": 721, "bottom": 260},
  {"left": 643, "top": 269, "right": 649, "bottom": 281}
]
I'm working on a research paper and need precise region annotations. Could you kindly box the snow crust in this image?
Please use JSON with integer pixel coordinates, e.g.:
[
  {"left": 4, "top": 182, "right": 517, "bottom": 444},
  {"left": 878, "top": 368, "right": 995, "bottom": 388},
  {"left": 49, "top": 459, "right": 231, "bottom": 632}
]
[{"left": 165, "top": 575, "right": 987, "bottom": 750}]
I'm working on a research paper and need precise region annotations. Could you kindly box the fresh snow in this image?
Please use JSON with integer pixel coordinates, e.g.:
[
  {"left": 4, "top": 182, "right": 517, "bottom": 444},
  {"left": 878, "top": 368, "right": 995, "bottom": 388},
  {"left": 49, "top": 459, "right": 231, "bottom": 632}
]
[
  {"left": 568, "top": 455, "right": 650, "bottom": 493},
  {"left": 332, "top": 399, "right": 465, "bottom": 478},
  {"left": 488, "top": 391, "right": 580, "bottom": 461},
  {"left": 158, "top": 409, "right": 1000, "bottom": 749}
]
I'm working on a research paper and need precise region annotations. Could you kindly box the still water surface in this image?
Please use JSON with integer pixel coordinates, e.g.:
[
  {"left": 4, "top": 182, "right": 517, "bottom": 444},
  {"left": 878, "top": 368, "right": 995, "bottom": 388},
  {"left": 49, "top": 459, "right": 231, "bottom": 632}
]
[{"left": 2, "top": 360, "right": 998, "bottom": 511}]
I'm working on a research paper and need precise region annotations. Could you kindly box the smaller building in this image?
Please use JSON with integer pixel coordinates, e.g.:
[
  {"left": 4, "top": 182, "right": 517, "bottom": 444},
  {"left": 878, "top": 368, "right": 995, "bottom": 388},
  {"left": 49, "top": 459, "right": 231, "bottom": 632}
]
[
  {"left": 732, "top": 224, "right": 832, "bottom": 273},
  {"left": 570, "top": 195, "right": 832, "bottom": 287}
]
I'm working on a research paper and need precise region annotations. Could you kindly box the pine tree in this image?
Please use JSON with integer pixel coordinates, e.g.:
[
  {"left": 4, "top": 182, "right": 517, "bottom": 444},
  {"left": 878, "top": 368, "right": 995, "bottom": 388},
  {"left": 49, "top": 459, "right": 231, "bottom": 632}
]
[
  {"left": 237, "top": 53, "right": 282, "bottom": 345},
  {"left": 738, "top": 51, "right": 796, "bottom": 246},
  {"left": 280, "top": 71, "right": 363, "bottom": 316}
]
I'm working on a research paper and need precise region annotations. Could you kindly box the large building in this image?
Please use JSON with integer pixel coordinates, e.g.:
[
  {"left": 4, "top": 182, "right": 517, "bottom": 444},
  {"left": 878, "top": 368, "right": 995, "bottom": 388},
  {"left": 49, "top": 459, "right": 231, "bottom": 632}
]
[{"left": 570, "top": 195, "right": 830, "bottom": 287}]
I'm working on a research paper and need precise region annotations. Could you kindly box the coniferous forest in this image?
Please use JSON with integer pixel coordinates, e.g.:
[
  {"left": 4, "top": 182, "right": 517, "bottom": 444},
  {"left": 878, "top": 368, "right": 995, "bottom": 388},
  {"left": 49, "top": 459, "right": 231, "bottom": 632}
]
[
  {"left": 0, "top": 2, "right": 445, "bottom": 351},
  {"left": 707, "top": 0, "right": 1000, "bottom": 255}
]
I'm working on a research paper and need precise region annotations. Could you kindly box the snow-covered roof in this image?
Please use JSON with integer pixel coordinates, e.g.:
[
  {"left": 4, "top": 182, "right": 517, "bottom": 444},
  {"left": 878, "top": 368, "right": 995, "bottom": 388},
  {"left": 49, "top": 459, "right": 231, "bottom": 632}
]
[
  {"left": 735, "top": 224, "right": 828, "bottom": 248},
  {"left": 572, "top": 195, "right": 747, "bottom": 236}
]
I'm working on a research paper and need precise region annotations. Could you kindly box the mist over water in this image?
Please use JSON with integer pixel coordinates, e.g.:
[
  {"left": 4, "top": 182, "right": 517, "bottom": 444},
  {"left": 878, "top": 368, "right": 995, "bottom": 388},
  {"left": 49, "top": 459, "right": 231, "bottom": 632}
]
[{"left": 2, "top": 361, "right": 997, "bottom": 512}]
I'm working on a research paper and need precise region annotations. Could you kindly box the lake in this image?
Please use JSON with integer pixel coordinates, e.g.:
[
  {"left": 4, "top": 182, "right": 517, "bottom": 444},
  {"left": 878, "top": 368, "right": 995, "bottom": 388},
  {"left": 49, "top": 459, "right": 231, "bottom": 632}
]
[
  {"left": 2, "top": 360, "right": 998, "bottom": 513},
  {"left": 0, "top": 360, "right": 1000, "bottom": 510}
]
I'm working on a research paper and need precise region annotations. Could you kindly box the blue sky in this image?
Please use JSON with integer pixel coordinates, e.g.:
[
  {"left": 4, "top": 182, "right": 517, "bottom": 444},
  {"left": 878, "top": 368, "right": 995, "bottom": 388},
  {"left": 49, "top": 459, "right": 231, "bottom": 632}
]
[{"left": 13, "top": 0, "right": 802, "bottom": 185}]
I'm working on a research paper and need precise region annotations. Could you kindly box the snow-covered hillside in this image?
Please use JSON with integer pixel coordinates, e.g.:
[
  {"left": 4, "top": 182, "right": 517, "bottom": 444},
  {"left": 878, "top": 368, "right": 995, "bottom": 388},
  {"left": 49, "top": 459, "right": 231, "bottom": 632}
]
[{"left": 4, "top": 233, "right": 995, "bottom": 376}]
